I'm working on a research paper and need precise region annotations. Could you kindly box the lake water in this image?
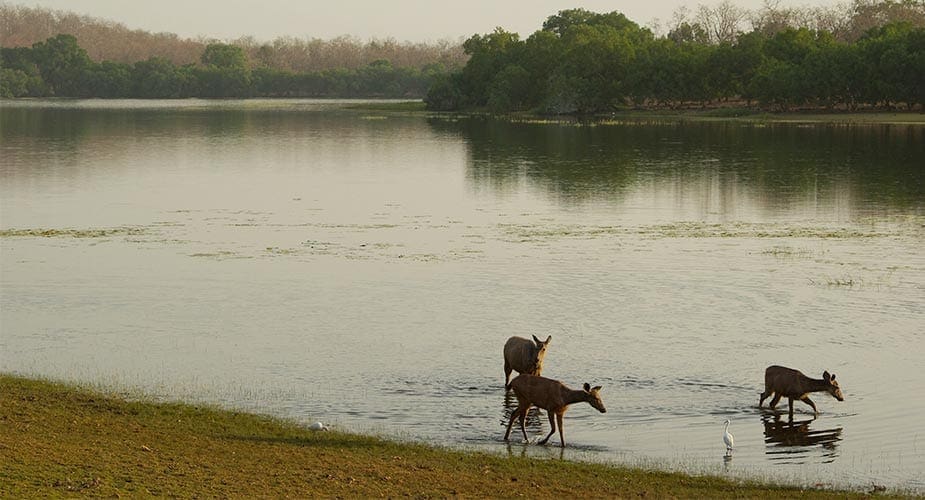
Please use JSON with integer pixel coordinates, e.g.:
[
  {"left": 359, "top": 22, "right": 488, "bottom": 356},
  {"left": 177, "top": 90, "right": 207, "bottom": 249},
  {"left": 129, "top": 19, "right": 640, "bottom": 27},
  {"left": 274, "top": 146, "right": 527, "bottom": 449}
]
[{"left": 1, "top": 99, "right": 923, "bottom": 492}]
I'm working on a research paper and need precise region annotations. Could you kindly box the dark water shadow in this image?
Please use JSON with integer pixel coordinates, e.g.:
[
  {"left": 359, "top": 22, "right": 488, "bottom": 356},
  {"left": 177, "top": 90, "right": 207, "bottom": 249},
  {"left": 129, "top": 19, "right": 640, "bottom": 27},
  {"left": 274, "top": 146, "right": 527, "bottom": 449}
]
[{"left": 762, "top": 413, "right": 842, "bottom": 464}]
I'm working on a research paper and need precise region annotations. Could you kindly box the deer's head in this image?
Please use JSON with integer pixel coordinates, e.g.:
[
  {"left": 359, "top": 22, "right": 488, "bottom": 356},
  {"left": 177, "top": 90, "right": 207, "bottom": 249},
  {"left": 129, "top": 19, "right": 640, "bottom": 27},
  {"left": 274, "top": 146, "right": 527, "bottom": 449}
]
[
  {"left": 823, "top": 371, "right": 844, "bottom": 401},
  {"left": 583, "top": 383, "right": 606, "bottom": 413},
  {"left": 530, "top": 335, "right": 552, "bottom": 371}
]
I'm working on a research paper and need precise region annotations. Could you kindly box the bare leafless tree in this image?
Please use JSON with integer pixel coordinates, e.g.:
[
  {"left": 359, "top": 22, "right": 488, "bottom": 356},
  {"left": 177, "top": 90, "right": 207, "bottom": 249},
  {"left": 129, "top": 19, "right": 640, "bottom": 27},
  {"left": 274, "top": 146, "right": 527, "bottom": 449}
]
[{"left": 696, "top": 0, "right": 748, "bottom": 43}]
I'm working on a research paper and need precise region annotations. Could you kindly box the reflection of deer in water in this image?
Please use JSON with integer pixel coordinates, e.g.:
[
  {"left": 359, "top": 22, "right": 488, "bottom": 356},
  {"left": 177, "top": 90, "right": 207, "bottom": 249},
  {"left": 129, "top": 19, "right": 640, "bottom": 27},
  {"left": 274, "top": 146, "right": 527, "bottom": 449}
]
[
  {"left": 762, "top": 414, "right": 842, "bottom": 452},
  {"left": 759, "top": 365, "right": 844, "bottom": 418}
]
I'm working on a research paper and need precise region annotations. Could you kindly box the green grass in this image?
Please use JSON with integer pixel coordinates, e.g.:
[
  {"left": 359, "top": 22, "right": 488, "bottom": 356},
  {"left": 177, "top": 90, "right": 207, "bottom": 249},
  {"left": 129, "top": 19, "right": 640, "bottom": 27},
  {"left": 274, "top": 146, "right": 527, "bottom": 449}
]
[{"left": 0, "top": 374, "right": 905, "bottom": 498}]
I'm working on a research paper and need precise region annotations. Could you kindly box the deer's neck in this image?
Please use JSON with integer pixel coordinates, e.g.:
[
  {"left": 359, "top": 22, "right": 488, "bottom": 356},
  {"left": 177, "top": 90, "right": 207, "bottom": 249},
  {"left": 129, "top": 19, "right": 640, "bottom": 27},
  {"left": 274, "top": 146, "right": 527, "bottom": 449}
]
[
  {"left": 563, "top": 388, "right": 588, "bottom": 407},
  {"left": 804, "top": 375, "right": 829, "bottom": 393}
]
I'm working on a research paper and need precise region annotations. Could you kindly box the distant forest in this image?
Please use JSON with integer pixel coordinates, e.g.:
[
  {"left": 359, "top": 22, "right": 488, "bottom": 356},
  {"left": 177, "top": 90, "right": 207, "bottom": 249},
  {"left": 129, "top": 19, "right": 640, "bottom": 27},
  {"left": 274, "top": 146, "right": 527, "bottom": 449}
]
[
  {"left": 2, "top": 1, "right": 924, "bottom": 111},
  {"left": 0, "top": 4, "right": 465, "bottom": 98},
  {"left": 427, "top": 0, "right": 925, "bottom": 112}
]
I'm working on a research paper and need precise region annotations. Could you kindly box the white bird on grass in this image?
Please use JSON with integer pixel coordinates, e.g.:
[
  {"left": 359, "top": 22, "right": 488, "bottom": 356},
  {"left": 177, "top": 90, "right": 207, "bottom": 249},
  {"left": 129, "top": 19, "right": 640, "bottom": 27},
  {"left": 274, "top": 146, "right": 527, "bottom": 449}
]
[
  {"left": 309, "top": 421, "right": 329, "bottom": 431},
  {"left": 723, "top": 419, "right": 734, "bottom": 456}
]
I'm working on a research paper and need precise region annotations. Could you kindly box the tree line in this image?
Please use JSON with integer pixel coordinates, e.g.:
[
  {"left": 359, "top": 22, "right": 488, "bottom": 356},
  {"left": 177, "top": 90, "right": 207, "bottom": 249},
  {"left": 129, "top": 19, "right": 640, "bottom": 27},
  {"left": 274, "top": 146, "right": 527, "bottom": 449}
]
[
  {"left": 0, "top": 4, "right": 466, "bottom": 72},
  {"left": 426, "top": 1, "right": 925, "bottom": 113},
  {"left": 1, "top": 34, "right": 449, "bottom": 98}
]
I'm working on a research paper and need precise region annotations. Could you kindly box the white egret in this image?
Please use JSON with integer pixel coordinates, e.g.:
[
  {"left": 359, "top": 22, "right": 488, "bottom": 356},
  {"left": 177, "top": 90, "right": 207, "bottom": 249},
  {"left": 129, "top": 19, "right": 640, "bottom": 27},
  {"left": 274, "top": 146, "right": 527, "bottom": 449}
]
[
  {"left": 723, "top": 419, "right": 734, "bottom": 455},
  {"left": 309, "top": 422, "right": 328, "bottom": 431}
]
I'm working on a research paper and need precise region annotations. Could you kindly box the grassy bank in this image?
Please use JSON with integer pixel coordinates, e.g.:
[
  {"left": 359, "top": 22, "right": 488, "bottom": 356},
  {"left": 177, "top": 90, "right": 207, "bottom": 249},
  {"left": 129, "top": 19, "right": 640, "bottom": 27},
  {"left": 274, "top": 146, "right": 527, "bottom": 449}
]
[{"left": 0, "top": 374, "right": 893, "bottom": 498}]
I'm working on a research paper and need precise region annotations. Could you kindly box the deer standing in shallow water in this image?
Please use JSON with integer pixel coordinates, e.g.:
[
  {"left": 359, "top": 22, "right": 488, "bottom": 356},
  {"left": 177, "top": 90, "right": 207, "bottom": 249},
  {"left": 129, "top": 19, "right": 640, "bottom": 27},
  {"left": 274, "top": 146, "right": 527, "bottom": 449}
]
[
  {"left": 504, "top": 374, "right": 606, "bottom": 447},
  {"left": 759, "top": 365, "right": 844, "bottom": 418},
  {"left": 503, "top": 335, "right": 551, "bottom": 387}
]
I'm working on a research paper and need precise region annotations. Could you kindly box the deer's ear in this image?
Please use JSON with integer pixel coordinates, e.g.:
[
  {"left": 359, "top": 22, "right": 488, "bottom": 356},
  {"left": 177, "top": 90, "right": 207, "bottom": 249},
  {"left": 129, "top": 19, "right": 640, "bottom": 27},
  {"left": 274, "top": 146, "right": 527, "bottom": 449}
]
[
  {"left": 823, "top": 371, "right": 831, "bottom": 382},
  {"left": 830, "top": 373, "right": 836, "bottom": 381},
  {"left": 533, "top": 335, "right": 541, "bottom": 345},
  {"left": 592, "top": 385, "right": 602, "bottom": 392},
  {"left": 583, "top": 383, "right": 591, "bottom": 392},
  {"left": 545, "top": 335, "right": 552, "bottom": 344}
]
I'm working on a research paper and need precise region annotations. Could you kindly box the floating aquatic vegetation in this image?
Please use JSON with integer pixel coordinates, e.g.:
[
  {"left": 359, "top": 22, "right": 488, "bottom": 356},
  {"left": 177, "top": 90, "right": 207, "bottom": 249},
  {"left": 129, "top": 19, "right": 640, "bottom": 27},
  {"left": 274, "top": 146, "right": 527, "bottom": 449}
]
[
  {"left": 0, "top": 227, "right": 147, "bottom": 238},
  {"left": 809, "top": 275, "right": 862, "bottom": 288},
  {"left": 188, "top": 250, "right": 248, "bottom": 260},
  {"left": 265, "top": 247, "right": 300, "bottom": 255},
  {"left": 759, "top": 246, "right": 815, "bottom": 258}
]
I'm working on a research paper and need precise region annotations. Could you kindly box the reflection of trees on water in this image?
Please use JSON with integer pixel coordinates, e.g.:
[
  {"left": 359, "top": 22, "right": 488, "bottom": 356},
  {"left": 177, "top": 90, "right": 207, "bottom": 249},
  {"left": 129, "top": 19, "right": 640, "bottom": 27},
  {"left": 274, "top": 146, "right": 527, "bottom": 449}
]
[
  {"left": 1, "top": 105, "right": 430, "bottom": 179},
  {"left": 428, "top": 116, "right": 924, "bottom": 211},
  {"left": 762, "top": 414, "right": 842, "bottom": 464}
]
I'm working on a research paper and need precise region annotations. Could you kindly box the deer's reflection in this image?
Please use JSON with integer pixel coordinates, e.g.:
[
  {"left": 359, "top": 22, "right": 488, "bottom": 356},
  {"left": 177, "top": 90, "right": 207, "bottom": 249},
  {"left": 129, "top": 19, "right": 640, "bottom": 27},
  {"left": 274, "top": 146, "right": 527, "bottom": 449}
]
[{"left": 762, "top": 413, "right": 842, "bottom": 462}]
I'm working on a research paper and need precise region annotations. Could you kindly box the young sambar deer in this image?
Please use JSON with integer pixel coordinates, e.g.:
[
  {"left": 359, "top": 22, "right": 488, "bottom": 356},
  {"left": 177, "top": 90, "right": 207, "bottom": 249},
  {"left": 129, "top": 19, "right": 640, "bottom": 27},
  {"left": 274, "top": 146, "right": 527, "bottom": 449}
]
[
  {"left": 504, "top": 374, "right": 606, "bottom": 447},
  {"left": 759, "top": 365, "right": 844, "bottom": 417}
]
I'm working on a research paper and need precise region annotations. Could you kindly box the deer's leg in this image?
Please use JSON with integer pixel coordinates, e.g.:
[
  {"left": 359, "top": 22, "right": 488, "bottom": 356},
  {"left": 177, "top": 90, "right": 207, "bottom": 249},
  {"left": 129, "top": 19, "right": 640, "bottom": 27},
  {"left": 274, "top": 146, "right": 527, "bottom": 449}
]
[
  {"left": 788, "top": 398, "right": 795, "bottom": 418},
  {"left": 769, "top": 393, "right": 782, "bottom": 409},
  {"left": 538, "top": 410, "right": 557, "bottom": 445},
  {"left": 759, "top": 389, "right": 773, "bottom": 407},
  {"left": 504, "top": 405, "right": 520, "bottom": 441},
  {"left": 801, "top": 396, "right": 817, "bottom": 414},
  {"left": 518, "top": 405, "right": 530, "bottom": 442},
  {"left": 556, "top": 412, "right": 566, "bottom": 447}
]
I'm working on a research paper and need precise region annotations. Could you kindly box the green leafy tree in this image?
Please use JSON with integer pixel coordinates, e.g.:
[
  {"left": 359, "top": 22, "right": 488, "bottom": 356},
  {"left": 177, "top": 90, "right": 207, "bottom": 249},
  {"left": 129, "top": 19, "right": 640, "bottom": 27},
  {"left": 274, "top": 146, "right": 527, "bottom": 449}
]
[
  {"left": 749, "top": 58, "right": 802, "bottom": 110},
  {"left": 196, "top": 43, "right": 251, "bottom": 97},
  {"left": 81, "top": 61, "right": 133, "bottom": 97},
  {"left": 802, "top": 42, "right": 862, "bottom": 108},
  {"left": 252, "top": 67, "right": 296, "bottom": 96},
  {"left": 195, "top": 66, "right": 252, "bottom": 97},
  {"left": 487, "top": 64, "right": 532, "bottom": 111},
  {"left": 1, "top": 46, "right": 46, "bottom": 96},
  {"left": 424, "top": 72, "right": 464, "bottom": 110},
  {"left": 201, "top": 43, "right": 248, "bottom": 68},
  {"left": 132, "top": 56, "right": 190, "bottom": 98},
  {"left": 542, "top": 9, "right": 641, "bottom": 37},
  {"left": 764, "top": 28, "right": 818, "bottom": 64},
  {"left": 859, "top": 22, "right": 924, "bottom": 107},
  {"left": 730, "top": 31, "right": 768, "bottom": 105},
  {"left": 458, "top": 28, "right": 523, "bottom": 107},
  {"left": 0, "top": 69, "right": 31, "bottom": 97},
  {"left": 554, "top": 22, "right": 640, "bottom": 112},
  {"left": 30, "top": 34, "right": 92, "bottom": 96}
]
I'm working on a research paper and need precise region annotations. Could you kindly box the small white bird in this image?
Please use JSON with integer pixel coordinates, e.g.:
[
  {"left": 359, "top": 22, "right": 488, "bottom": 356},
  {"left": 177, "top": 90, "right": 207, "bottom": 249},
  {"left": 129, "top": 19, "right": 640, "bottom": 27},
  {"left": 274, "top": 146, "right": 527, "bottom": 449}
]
[
  {"left": 723, "top": 419, "right": 734, "bottom": 455},
  {"left": 309, "top": 421, "right": 328, "bottom": 431}
]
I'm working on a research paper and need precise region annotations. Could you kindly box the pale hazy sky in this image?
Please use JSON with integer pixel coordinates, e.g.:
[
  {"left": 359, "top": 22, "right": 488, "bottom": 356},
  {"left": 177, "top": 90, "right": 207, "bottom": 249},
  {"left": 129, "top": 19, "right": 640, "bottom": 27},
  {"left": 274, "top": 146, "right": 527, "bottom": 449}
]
[{"left": 9, "top": 0, "right": 841, "bottom": 42}]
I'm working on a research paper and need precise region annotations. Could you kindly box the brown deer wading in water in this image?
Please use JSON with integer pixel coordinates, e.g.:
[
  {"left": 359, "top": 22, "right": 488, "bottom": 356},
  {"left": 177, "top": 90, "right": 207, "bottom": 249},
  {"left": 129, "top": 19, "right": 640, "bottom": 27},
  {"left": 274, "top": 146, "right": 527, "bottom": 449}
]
[
  {"left": 503, "top": 335, "right": 551, "bottom": 387},
  {"left": 504, "top": 374, "right": 606, "bottom": 447},
  {"left": 759, "top": 365, "right": 844, "bottom": 417}
]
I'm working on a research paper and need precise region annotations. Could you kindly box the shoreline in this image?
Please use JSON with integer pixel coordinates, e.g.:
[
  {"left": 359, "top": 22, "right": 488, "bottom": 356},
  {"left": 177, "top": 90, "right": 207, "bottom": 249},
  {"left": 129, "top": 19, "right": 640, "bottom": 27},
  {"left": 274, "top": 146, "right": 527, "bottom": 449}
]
[
  {"left": 0, "top": 374, "right": 903, "bottom": 498},
  {"left": 5, "top": 97, "right": 925, "bottom": 125}
]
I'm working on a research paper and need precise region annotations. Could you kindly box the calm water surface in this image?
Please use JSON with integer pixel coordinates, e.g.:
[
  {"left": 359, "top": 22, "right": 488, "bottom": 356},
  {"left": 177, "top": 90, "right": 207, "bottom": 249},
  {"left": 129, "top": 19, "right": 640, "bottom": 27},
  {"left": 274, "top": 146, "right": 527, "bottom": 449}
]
[{"left": 2, "top": 99, "right": 923, "bottom": 492}]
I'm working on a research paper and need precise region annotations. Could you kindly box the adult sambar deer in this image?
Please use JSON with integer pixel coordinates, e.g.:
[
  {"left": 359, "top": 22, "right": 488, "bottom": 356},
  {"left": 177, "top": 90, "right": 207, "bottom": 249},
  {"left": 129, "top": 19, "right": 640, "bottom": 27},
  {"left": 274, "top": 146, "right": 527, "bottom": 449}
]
[
  {"left": 503, "top": 335, "right": 551, "bottom": 387},
  {"left": 504, "top": 374, "right": 606, "bottom": 447},
  {"left": 759, "top": 365, "right": 844, "bottom": 417}
]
